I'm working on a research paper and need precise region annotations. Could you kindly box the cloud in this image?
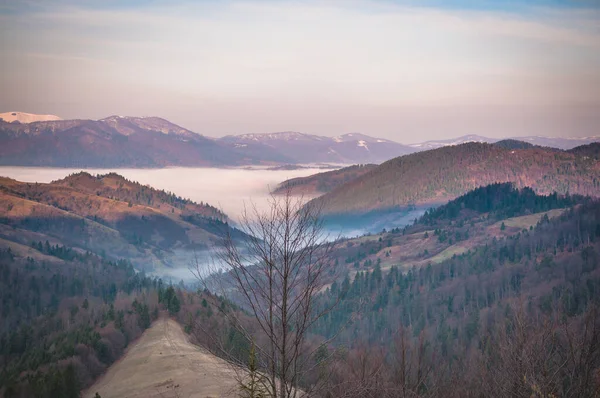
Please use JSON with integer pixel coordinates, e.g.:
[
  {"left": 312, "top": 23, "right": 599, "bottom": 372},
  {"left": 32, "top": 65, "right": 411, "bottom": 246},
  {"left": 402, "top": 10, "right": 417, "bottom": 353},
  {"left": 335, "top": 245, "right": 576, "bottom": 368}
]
[{"left": 1, "top": 1, "right": 599, "bottom": 140}]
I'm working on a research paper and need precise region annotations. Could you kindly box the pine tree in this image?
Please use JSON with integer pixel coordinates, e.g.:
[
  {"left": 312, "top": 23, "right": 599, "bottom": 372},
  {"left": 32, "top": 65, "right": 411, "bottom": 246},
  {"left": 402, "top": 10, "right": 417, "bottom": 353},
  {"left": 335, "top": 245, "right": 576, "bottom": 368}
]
[
  {"left": 169, "top": 293, "right": 180, "bottom": 314},
  {"left": 239, "top": 342, "right": 267, "bottom": 398}
]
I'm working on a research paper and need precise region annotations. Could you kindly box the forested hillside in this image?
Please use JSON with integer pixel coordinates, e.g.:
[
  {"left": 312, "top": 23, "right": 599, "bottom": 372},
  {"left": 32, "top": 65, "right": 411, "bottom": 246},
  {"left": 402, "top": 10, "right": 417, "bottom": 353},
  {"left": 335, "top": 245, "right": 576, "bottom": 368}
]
[
  {"left": 0, "top": 174, "right": 250, "bottom": 397},
  {"left": 308, "top": 142, "right": 600, "bottom": 214},
  {"left": 419, "top": 183, "right": 586, "bottom": 223},
  {"left": 569, "top": 142, "right": 600, "bottom": 160},
  {"left": 3, "top": 180, "right": 600, "bottom": 397},
  {"left": 272, "top": 164, "right": 377, "bottom": 196},
  {"left": 175, "top": 185, "right": 600, "bottom": 397},
  {"left": 0, "top": 243, "right": 160, "bottom": 397},
  {"left": 306, "top": 187, "right": 600, "bottom": 397},
  {"left": 54, "top": 172, "right": 226, "bottom": 220}
]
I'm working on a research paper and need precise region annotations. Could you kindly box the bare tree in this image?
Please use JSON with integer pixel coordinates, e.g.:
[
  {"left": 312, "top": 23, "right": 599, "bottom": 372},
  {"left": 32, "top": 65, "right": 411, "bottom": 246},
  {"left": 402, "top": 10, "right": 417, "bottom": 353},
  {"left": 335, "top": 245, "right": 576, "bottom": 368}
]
[
  {"left": 477, "top": 303, "right": 600, "bottom": 398},
  {"left": 193, "top": 190, "right": 338, "bottom": 398}
]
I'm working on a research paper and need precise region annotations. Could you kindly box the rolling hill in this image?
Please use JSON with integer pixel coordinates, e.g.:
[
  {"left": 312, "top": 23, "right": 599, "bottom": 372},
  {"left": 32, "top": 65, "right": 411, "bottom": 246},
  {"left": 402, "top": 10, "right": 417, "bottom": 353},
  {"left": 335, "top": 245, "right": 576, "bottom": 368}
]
[
  {"left": 0, "top": 172, "right": 241, "bottom": 271},
  {"left": 272, "top": 163, "right": 378, "bottom": 196},
  {"left": 568, "top": 142, "right": 600, "bottom": 160},
  {"left": 308, "top": 142, "right": 600, "bottom": 215}
]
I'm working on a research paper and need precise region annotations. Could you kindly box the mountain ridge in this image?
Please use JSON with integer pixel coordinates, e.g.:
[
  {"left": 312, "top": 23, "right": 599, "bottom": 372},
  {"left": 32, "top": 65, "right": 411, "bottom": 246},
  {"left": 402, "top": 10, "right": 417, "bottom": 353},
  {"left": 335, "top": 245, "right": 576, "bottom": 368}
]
[
  {"left": 308, "top": 142, "right": 600, "bottom": 215},
  {"left": 1, "top": 113, "right": 597, "bottom": 167},
  {"left": 0, "top": 173, "right": 241, "bottom": 271},
  {"left": 217, "top": 131, "right": 414, "bottom": 164}
]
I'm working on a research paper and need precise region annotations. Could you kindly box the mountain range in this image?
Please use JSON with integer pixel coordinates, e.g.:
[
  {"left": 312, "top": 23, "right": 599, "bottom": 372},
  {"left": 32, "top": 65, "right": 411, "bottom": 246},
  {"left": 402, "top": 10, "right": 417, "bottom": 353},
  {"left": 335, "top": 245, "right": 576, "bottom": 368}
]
[
  {"left": 0, "top": 116, "right": 263, "bottom": 167},
  {"left": 218, "top": 132, "right": 414, "bottom": 164},
  {"left": 0, "top": 112, "right": 597, "bottom": 167}
]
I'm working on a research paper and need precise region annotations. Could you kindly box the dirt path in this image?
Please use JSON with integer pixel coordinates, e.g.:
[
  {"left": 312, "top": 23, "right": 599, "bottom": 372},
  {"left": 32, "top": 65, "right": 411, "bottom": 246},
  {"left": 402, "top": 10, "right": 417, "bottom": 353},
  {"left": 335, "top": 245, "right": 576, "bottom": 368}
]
[{"left": 83, "top": 317, "right": 240, "bottom": 398}]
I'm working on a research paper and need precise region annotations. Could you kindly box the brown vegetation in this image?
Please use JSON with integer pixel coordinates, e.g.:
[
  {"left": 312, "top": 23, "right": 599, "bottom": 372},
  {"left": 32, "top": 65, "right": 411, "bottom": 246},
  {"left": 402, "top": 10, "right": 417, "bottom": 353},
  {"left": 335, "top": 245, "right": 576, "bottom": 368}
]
[
  {"left": 308, "top": 142, "right": 600, "bottom": 214},
  {"left": 272, "top": 164, "right": 377, "bottom": 196},
  {"left": 0, "top": 173, "right": 238, "bottom": 271}
]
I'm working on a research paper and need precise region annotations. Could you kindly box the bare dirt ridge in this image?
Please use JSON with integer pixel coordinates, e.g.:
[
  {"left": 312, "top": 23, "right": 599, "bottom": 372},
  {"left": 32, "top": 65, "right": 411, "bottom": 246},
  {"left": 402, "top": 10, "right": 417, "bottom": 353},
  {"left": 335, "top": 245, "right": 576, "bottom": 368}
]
[{"left": 84, "top": 317, "right": 239, "bottom": 398}]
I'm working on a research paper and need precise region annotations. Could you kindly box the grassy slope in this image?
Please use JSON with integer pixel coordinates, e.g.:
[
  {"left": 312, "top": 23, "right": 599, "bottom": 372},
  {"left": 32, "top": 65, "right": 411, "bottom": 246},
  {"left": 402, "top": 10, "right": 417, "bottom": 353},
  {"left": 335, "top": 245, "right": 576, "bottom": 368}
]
[{"left": 327, "top": 208, "right": 569, "bottom": 283}]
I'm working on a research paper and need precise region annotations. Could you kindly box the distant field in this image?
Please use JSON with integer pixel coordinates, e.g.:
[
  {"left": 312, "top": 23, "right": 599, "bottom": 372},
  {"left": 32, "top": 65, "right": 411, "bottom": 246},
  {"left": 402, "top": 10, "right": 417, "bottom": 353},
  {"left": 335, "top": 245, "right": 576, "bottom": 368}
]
[
  {"left": 426, "top": 244, "right": 470, "bottom": 264},
  {"left": 502, "top": 208, "right": 566, "bottom": 229},
  {"left": 488, "top": 208, "right": 567, "bottom": 235}
]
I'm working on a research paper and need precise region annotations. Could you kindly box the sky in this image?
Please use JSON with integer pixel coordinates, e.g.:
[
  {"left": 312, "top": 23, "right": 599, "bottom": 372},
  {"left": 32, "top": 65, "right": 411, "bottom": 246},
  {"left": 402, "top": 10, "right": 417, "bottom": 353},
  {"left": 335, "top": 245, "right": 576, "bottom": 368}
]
[{"left": 0, "top": 0, "right": 599, "bottom": 142}]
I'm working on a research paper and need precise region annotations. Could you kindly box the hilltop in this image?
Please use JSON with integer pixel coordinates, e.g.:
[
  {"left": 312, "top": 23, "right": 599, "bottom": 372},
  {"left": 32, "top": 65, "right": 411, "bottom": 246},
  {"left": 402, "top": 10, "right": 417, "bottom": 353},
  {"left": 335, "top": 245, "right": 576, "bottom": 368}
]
[
  {"left": 272, "top": 164, "right": 378, "bottom": 196},
  {"left": 0, "top": 173, "right": 241, "bottom": 271},
  {"left": 568, "top": 142, "right": 600, "bottom": 160},
  {"left": 308, "top": 142, "right": 600, "bottom": 215}
]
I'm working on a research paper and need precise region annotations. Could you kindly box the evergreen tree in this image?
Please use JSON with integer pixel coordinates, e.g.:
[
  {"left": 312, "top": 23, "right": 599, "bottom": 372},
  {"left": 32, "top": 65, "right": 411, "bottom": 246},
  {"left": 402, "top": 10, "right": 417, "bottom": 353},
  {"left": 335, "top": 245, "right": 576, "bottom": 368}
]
[{"left": 239, "top": 342, "right": 267, "bottom": 398}]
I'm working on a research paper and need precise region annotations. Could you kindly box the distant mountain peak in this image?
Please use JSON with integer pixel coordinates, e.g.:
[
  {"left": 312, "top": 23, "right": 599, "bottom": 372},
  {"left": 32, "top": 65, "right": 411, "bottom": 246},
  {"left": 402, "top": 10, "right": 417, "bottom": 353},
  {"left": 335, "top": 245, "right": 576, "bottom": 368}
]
[
  {"left": 218, "top": 131, "right": 413, "bottom": 164},
  {"left": 99, "top": 115, "right": 200, "bottom": 137}
]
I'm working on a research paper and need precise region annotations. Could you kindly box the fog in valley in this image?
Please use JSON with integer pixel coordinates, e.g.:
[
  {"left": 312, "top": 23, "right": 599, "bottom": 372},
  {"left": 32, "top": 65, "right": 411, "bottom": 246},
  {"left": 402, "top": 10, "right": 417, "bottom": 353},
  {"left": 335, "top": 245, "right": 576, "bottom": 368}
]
[
  {"left": 0, "top": 166, "right": 325, "bottom": 221},
  {"left": 0, "top": 166, "right": 427, "bottom": 281}
]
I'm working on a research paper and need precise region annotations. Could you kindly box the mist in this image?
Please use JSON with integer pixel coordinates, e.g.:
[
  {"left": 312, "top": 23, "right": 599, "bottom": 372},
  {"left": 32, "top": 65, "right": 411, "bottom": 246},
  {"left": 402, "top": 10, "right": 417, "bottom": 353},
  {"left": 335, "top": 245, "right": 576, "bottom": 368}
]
[
  {"left": 0, "top": 166, "right": 430, "bottom": 283},
  {"left": 0, "top": 166, "right": 326, "bottom": 222}
]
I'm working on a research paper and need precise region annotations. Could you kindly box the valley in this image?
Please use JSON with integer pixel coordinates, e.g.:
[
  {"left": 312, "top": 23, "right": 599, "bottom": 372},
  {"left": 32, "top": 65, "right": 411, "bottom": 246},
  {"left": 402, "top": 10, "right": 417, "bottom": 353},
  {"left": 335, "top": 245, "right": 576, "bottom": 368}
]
[
  {"left": 1, "top": 163, "right": 599, "bottom": 397},
  {"left": 1, "top": 118, "right": 599, "bottom": 398},
  {"left": 0, "top": 166, "right": 327, "bottom": 222},
  {"left": 3, "top": 1, "right": 600, "bottom": 396}
]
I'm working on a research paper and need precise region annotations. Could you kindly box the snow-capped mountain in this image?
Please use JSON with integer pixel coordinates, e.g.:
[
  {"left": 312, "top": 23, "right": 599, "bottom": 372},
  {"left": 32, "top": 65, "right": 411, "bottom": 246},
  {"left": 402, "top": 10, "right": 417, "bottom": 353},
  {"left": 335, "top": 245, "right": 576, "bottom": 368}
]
[
  {"left": 2, "top": 111, "right": 596, "bottom": 167},
  {"left": 0, "top": 115, "right": 262, "bottom": 167},
  {"left": 218, "top": 132, "right": 414, "bottom": 164}
]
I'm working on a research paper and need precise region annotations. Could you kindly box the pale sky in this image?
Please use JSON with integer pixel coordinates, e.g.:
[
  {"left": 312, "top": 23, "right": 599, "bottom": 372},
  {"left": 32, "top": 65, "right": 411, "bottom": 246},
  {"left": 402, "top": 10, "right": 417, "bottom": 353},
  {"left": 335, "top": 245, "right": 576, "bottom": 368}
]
[{"left": 1, "top": 0, "right": 599, "bottom": 142}]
